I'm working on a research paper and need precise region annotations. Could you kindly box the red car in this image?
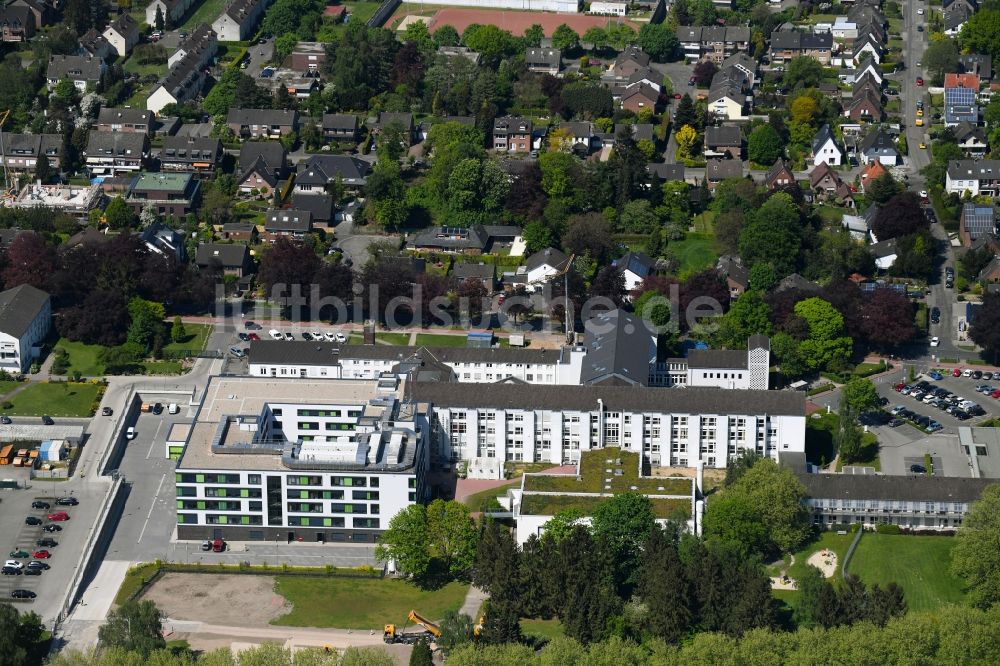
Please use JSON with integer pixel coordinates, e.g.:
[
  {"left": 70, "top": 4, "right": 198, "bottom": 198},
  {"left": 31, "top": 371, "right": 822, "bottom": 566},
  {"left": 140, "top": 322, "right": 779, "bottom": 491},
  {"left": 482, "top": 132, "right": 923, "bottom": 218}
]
[
  {"left": 991, "top": 389, "right": 1000, "bottom": 399},
  {"left": 916, "top": 77, "right": 924, "bottom": 86},
  {"left": 47, "top": 512, "right": 69, "bottom": 521},
  {"left": 248, "top": 332, "right": 260, "bottom": 341},
  {"left": 893, "top": 383, "right": 905, "bottom": 392},
  {"left": 31, "top": 550, "right": 50, "bottom": 559},
  {"left": 953, "top": 368, "right": 962, "bottom": 377}
]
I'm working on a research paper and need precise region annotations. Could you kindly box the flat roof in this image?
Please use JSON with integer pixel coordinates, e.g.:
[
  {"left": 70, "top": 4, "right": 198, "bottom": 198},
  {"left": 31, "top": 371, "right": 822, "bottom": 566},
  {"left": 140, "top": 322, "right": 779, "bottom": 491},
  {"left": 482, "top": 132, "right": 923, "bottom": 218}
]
[
  {"left": 177, "top": 377, "right": 406, "bottom": 471},
  {"left": 960, "top": 427, "right": 1000, "bottom": 478},
  {"left": 166, "top": 422, "right": 191, "bottom": 443},
  {"left": 131, "top": 172, "right": 193, "bottom": 192},
  {"left": 13, "top": 183, "right": 102, "bottom": 209}
]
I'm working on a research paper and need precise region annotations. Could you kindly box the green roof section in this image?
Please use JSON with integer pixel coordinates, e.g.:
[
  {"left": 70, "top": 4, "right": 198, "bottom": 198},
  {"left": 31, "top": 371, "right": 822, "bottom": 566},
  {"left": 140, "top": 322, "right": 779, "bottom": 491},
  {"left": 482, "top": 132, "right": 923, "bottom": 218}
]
[
  {"left": 521, "top": 448, "right": 693, "bottom": 496},
  {"left": 131, "top": 172, "right": 194, "bottom": 192},
  {"left": 520, "top": 494, "right": 692, "bottom": 519}
]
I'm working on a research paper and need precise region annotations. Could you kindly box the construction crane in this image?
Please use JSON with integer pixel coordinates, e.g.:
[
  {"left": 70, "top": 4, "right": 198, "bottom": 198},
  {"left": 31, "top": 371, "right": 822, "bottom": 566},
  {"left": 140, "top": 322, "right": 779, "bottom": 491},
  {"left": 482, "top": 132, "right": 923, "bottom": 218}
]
[
  {"left": 383, "top": 610, "right": 442, "bottom": 645},
  {"left": 0, "top": 109, "right": 13, "bottom": 200}
]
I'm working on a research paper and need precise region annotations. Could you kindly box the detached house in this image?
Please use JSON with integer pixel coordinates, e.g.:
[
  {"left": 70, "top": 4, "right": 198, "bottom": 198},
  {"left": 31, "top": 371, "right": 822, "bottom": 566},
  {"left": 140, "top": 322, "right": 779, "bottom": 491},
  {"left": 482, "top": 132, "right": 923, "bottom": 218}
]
[
  {"left": 944, "top": 77, "right": 979, "bottom": 127},
  {"left": 237, "top": 141, "right": 287, "bottom": 194},
  {"left": 613, "top": 252, "right": 655, "bottom": 292},
  {"left": 706, "top": 159, "right": 744, "bottom": 188},
  {"left": 196, "top": 243, "right": 254, "bottom": 277},
  {"left": 227, "top": 108, "right": 298, "bottom": 139},
  {"left": 858, "top": 128, "right": 900, "bottom": 166},
  {"left": 46, "top": 55, "right": 105, "bottom": 92},
  {"left": 84, "top": 131, "right": 148, "bottom": 177},
  {"left": 9, "top": 0, "right": 54, "bottom": 31},
  {"left": 103, "top": 13, "right": 139, "bottom": 57},
  {"left": 525, "top": 47, "right": 561, "bottom": 75},
  {"left": 716, "top": 256, "right": 749, "bottom": 298},
  {"left": 289, "top": 42, "right": 327, "bottom": 73},
  {"left": 810, "top": 162, "right": 854, "bottom": 205},
  {"left": 765, "top": 159, "right": 795, "bottom": 190},
  {"left": 811, "top": 124, "right": 843, "bottom": 167},
  {"left": 946, "top": 160, "right": 1000, "bottom": 197},
  {"left": 704, "top": 125, "right": 743, "bottom": 159},
  {"left": 954, "top": 122, "right": 989, "bottom": 158},
  {"left": 621, "top": 83, "right": 659, "bottom": 113},
  {"left": 263, "top": 209, "right": 313, "bottom": 243},
  {"left": 859, "top": 159, "right": 888, "bottom": 192},
  {"left": 944, "top": 0, "right": 976, "bottom": 37},
  {"left": 959, "top": 203, "right": 998, "bottom": 247},
  {"left": 321, "top": 114, "right": 359, "bottom": 143},
  {"left": 212, "top": 0, "right": 273, "bottom": 42},
  {"left": 493, "top": 116, "right": 533, "bottom": 153},
  {"left": 525, "top": 248, "right": 571, "bottom": 289},
  {"left": 79, "top": 28, "right": 114, "bottom": 60},
  {"left": 370, "top": 112, "right": 416, "bottom": 146},
  {"left": 293, "top": 155, "right": 370, "bottom": 193}
]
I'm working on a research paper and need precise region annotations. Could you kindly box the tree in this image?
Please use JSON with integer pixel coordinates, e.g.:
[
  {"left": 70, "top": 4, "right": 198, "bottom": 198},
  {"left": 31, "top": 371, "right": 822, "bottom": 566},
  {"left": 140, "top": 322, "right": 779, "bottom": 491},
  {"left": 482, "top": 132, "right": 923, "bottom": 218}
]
[
  {"left": 563, "top": 212, "right": 613, "bottom": 261},
  {"left": 724, "top": 449, "right": 761, "bottom": 487},
  {"left": 540, "top": 509, "right": 586, "bottom": 544},
  {"left": 640, "top": 528, "right": 692, "bottom": 643},
  {"left": 0, "top": 603, "right": 44, "bottom": 666},
  {"left": 970, "top": 293, "right": 1000, "bottom": 362},
  {"left": 960, "top": 9, "right": 1000, "bottom": 61},
  {"left": 104, "top": 195, "right": 135, "bottom": 230},
  {"left": 923, "top": 39, "right": 960, "bottom": 85},
  {"left": 524, "top": 23, "right": 544, "bottom": 47},
  {"left": 871, "top": 191, "right": 927, "bottom": 241},
  {"left": 170, "top": 316, "right": 186, "bottom": 344},
  {"left": 866, "top": 172, "right": 902, "bottom": 204},
  {"left": 789, "top": 95, "right": 819, "bottom": 126},
  {"left": 842, "top": 377, "right": 879, "bottom": 412},
  {"left": 583, "top": 26, "right": 607, "bottom": 50},
  {"left": 409, "top": 638, "right": 433, "bottom": 666},
  {"left": 784, "top": 56, "right": 824, "bottom": 89},
  {"left": 675, "top": 124, "right": 699, "bottom": 160},
  {"left": 794, "top": 297, "right": 853, "bottom": 371},
  {"left": 739, "top": 193, "right": 801, "bottom": 276},
  {"left": 2, "top": 231, "right": 57, "bottom": 291},
  {"left": 473, "top": 520, "right": 518, "bottom": 595},
  {"left": 154, "top": 4, "right": 164, "bottom": 31},
  {"left": 859, "top": 288, "right": 916, "bottom": 347},
  {"left": 592, "top": 492, "right": 656, "bottom": 561},
  {"left": 561, "top": 82, "right": 613, "bottom": 119},
  {"left": 794, "top": 565, "right": 837, "bottom": 629},
  {"left": 674, "top": 93, "right": 697, "bottom": 130},
  {"left": 34, "top": 154, "right": 51, "bottom": 183},
  {"left": 551, "top": 24, "right": 580, "bottom": 51},
  {"left": 748, "top": 124, "right": 782, "bottom": 165},
  {"left": 522, "top": 221, "right": 555, "bottom": 253},
  {"left": 638, "top": 23, "right": 678, "bottom": 61},
  {"left": 426, "top": 500, "right": 478, "bottom": 577},
  {"left": 434, "top": 24, "right": 460, "bottom": 48},
  {"left": 126, "top": 297, "right": 166, "bottom": 349},
  {"left": 99, "top": 600, "right": 165, "bottom": 656},
  {"left": 375, "top": 504, "right": 432, "bottom": 577},
  {"left": 436, "top": 611, "right": 475, "bottom": 654},
  {"left": 618, "top": 199, "right": 660, "bottom": 233},
  {"left": 258, "top": 238, "right": 322, "bottom": 311}
]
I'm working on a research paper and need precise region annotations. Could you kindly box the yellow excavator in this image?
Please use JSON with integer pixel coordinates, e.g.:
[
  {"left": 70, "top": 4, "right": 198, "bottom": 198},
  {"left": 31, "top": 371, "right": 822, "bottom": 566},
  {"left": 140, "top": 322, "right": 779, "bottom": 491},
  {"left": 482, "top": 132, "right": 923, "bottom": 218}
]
[{"left": 383, "top": 610, "right": 442, "bottom": 645}]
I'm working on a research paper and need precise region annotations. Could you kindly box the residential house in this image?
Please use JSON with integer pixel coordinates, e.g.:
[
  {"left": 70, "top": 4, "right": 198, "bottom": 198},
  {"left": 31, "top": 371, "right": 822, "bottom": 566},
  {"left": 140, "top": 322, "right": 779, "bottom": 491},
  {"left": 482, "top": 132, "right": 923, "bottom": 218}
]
[
  {"left": 613, "top": 252, "right": 655, "bottom": 292},
  {"left": 126, "top": 172, "right": 200, "bottom": 217},
  {"left": 370, "top": 112, "right": 416, "bottom": 146},
  {"left": 854, "top": 57, "right": 883, "bottom": 86},
  {"left": 675, "top": 26, "right": 750, "bottom": 64},
  {"left": 406, "top": 225, "right": 521, "bottom": 254},
  {"left": 944, "top": 85, "right": 979, "bottom": 127},
  {"left": 954, "top": 121, "right": 989, "bottom": 157},
  {"left": 845, "top": 87, "right": 883, "bottom": 122},
  {"left": 706, "top": 159, "right": 744, "bottom": 188},
  {"left": 525, "top": 47, "right": 561, "bottom": 75},
  {"left": 946, "top": 160, "right": 1000, "bottom": 196},
  {"left": 960, "top": 53, "right": 992, "bottom": 80},
  {"left": 605, "top": 45, "right": 651, "bottom": 79},
  {"left": 84, "top": 131, "right": 148, "bottom": 177},
  {"left": 9, "top": 0, "right": 54, "bottom": 30},
  {"left": 227, "top": 108, "right": 298, "bottom": 139},
  {"left": 647, "top": 163, "right": 686, "bottom": 182},
  {"left": 0, "top": 284, "right": 50, "bottom": 374},
  {"left": 842, "top": 213, "right": 869, "bottom": 241},
  {"left": 851, "top": 30, "right": 883, "bottom": 65},
  {"left": 147, "top": 25, "right": 218, "bottom": 114},
  {"left": 869, "top": 238, "right": 898, "bottom": 270},
  {"left": 219, "top": 222, "right": 258, "bottom": 243},
  {"left": 293, "top": 155, "right": 370, "bottom": 193},
  {"left": 452, "top": 263, "right": 497, "bottom": 292},
  {"left": 769, "top": 25, "right": 833, "bottom": 65},
  {"left": 493, "top": 116, "right": 533, "bottom": 153},
  {"left": 553, "top": 121, "right": 594, "bottom": 153},
  {"left": 707, "top": 76, "right": 746, "bottom": 121},
  {"left": 139, "top": 222, "right": 186, "bottom": 261},
  {"left": 79, "top": 28, "right": 114, "bottom": 60},
  {"left": 291, "top": 193, "right": 335, "bottom": 226},
  {"left": 237, "top": 141, "right": 287, "bottom": 194},
  {"left": 811, "top": 124, "right": 843, "bottom": 167},
  {"left": 46, "top": 55, "right": 105, "bottom": 92},
  {"left": 262, "top": 209, "right": 312, "bottom": 243},
  {"left": 0, "top": 5, "right": 35, "bottom": 42},
  {"left": 146, "top": 0, "right": 195, "bottom": 27},
  {"left": 288, "top": 42, "right": 327, "bottom": 73},
  {"left": 96, "top": 108, "right": 153, "bottom": 135},
  {"left": 621, "top": 83, "right": 659, "bottom": 113},
  {"left": 830, "top": 16, "right": 859, "bottom": 40},
  {"left": 978, "top": 256, "right": 1000, "bottom": 283},
  {"left": 716, "top": 255, "right": 749, "bottom": 298},
  {"left": 0, "top": 133, "right": 62, "bottom": 172},
  {"left": 212, "top": 0, "right": 273, "bottom": 41},
  {"left": 103, "top": 13, "right": 139, "bottom": 57},
  {"left": 944, "top": 0, "right": 976, "bottom": 37},
  {"left": 959, "top": 204, "right": 998, "bottom": 247},
  {"left": 858, "top": 128, "right": 900, "bottom": 166},
  {"left": 525, "top": 247, "right": 571, "bottom": 289},
  {"left": 810, "top": 162, "right": 854, "bottom": 204},
  {"left": 195, "top": 243, "right": 254, "bottom": 277},
  {"left": 159, "top": 136, "right": 223, "bottom": 175},
  {"left": 859, "top": 159, "right": 888, "bottom": 192},
  {"left": 765, "top": 159, "right": 795, "bottom": 190},
  {"left": 721, "top": 52, "right": 757, "bottom": 85},
  {"left": 321, "top": 114, "right": 359, "bottom": 143},
  {"left": 704, "top": 125, "right": 743, "bottom": 159}
]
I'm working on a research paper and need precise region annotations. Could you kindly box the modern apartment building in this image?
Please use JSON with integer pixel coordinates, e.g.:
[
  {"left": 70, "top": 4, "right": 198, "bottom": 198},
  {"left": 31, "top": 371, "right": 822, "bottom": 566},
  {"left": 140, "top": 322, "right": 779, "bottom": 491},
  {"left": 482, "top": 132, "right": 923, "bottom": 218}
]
[{"left": 174, "top": 376, "right": 430, "bottom": 543}]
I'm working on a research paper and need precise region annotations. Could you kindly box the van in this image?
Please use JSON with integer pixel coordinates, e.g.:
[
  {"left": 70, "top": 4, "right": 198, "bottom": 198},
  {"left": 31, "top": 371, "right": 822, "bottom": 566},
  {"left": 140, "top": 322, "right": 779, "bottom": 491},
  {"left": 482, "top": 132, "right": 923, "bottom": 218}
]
[
  {"left": 140, "top": 403, "right": 152, "bottom": 413},
  {"left": 168, "top": 403, "right": 179, "bottom": 414}
]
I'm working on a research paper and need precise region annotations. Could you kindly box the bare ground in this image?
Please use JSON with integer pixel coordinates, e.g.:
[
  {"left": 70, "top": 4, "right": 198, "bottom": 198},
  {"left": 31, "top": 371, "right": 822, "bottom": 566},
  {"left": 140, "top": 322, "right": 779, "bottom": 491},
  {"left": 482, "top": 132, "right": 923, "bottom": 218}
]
[{"left": 140, "top": 573, "right": 290, "bottom": 627}]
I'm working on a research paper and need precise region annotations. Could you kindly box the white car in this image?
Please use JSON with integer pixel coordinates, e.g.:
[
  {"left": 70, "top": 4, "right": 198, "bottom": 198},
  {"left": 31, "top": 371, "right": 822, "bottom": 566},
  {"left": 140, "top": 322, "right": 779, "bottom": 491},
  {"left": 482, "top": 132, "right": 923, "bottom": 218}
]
[
  {"left": 311, "top": 331, "right": 323, "bottom": 340},
  {"left": 324, "top": 331, "right": 336, "bottom": 342},
  {"left": 269, "top": 329, "right": 282, "bottom": 340},
  {"left": 168, "top": 403, "right": 179, "bottom": 414},
  {"left": 917, "top": 8, "right": 924, "bottom": 14},
  {"left": 335, "top": 332, "right": 348, "bottom": 343},
  {"left": 930, "top": 336, "right": 940, "bottom": 347},
  {"left": 283, "top": 332, "right": 294, "bottom": 341},
  {"left": 4, "top": 560, "right": 24, "bottom": 570},
  {"left": 126, "top": 426, "right": 136, "bottom": 439},
  {"left": 919, "top": 190, "right": 928, "bottom": 198}
]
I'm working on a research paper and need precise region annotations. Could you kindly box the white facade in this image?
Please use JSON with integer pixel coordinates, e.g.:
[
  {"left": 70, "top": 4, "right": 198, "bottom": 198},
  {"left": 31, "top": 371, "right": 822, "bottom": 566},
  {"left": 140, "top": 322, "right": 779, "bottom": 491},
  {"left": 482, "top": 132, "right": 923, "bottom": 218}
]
[
  {"left": 813, "top": 136, "right": 843, "bottom": 166},
  {"left": 710, "top": 95, "right": 745, "bottom": 121},
  {"left": 147, "top": 86, "right": 180, "bottom": 115},
  {"left": 589, "top": 1, "right": 626, "bottom": 15},
  {"left": 402, "top": 0, "right": 579, "bottom": 11},
  {"left": 0, "top": 285, "right": 51, "bottom": 374}
]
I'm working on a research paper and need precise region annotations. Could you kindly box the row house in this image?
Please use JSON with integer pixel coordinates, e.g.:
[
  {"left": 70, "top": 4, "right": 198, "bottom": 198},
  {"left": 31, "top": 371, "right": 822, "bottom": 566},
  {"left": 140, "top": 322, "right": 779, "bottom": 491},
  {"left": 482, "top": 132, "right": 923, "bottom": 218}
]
[
  {"left": 147, "top": 25, "right": 218, "bottom": 114},
  {"left": 676, "top": 26, "right": 751, "bottom": 64},
  {"left": 96, "top": 107, "right": 153, "bottom": 135},
  {"left": 227, "top": 108, "right": 298, "bottom": 139},
  {"left": 946, "top": 160, "right": 1000, "bottom": 197},
  {"left": 83, "top": 131, "right": 148, "bottom": 177},
  {"left": 146, "top": 0, "right": 196, "bottom": 28},
  {"left": 769, "top": 25, "right": 834, "bottom": 65},
  {"left": 159, "top": 136, "right": 223, "bottom": 175},
  {"left": 0, "top": 133, "right": 62, "bottom": 172},
  {"left": 212, "top": 0, "right": 273, "bottom": 41}
]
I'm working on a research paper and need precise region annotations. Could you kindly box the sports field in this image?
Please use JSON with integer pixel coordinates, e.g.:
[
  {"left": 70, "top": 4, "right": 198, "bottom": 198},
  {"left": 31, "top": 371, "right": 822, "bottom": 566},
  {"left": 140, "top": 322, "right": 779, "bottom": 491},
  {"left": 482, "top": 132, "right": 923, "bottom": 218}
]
[{"left": 390, "top": 6, "right": 639, "bottom": 36}]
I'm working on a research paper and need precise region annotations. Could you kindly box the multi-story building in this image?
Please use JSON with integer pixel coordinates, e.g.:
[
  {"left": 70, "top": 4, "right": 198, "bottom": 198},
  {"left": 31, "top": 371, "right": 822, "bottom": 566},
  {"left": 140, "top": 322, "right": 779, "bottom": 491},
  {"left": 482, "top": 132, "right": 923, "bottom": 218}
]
[
  {"left": 946, "top": 159, "right": 1000, "bottom": 196},
  {"left": 46, "top": 55, "right": 104, "bottom": 92},
  {"left": 147, "top": 25, "right": 218, "bottom": 114},
  {"left": 8, "top": 182, "right": 103, "bottom": 220},
  {"left": 174, "top": 376, "right": 430, "bottom": 543},
  {"left": 126, "top": 172, "right": 201, "bottom": 217},
  {"left": 0, "top": 133, "right": 62, "bottom": 172},
  {"left": 103, "top": 12, "right": 139, "bottom": 57},
  {"left": 411, "top": 381, "right": 805, "bottom": 467},
  {"left": 262, "top": 208, "right": 312, "bottom": 242},
  {"left": 769, "top": 26, "right": 833, "bottom": 65},
  {"left": 96, "top": 108, "right": 153, "bottom": 135},
  {"left": 84, "top": 132, "right": 149, "bottom": 177},
  {"left": 493, "top": 116, "right": 533, "bottom": 153},
  {"left": 0, "top": 284, "right": 51, "bottom": 374},
  {"left": 159, "top": 136, "right": 223, "bottom": 175},
  {"left": 212, "top": 0, "right": 273, "bottom": 41},
  {"left": 525, "top": 47, "right": 561, "bottom": 75},
  {"left": 675, "top": 26, "right": 751, "bottom": 63},
  {"left": 0, "top": 5, "right": 36, "bottom": 42},
  {"left": 227, "top": 108, "right": 298, "bottom": 139}
]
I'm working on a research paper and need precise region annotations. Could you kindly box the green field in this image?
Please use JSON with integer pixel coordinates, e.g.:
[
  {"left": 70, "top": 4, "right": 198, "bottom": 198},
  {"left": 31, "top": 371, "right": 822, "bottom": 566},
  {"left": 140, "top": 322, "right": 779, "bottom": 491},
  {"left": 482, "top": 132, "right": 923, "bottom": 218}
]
[
  {"left": 668, "top": 233, "right": 718, "bottom": 274},
  {"left": 163, "top": 323, "right": 213, "bottom": 354},
  {"left": 318, "top": 2, "right": 382, "bottom": 40},
  {"left": 847, "top": 534, "right": 965, "bottom": 612},
  {"left": 415, "top": 333, "right": 469, "bottom": 348},
  {"left": 180, "top": 0, "right": 229, "bottom": 31},
  {"left": 520, "top": 618, "right": 564, "bottom": 640},
  {"left": 3, "top": 381, "right": 103, "bottom": 417},
  {"left": 0, "top": 380, "right": 22, "bottom": 398},
  {"left": 376, "top": 332, "right": 411, "bottom": 345},
  {"left": 461, "top": 480, "right": 519, "bottom": 512},
  {"left": 271, "top": 577, "right": 469, "bottom": 629},
  {"left": 53, "top": 339, "right": 107, "bottom": 376}
]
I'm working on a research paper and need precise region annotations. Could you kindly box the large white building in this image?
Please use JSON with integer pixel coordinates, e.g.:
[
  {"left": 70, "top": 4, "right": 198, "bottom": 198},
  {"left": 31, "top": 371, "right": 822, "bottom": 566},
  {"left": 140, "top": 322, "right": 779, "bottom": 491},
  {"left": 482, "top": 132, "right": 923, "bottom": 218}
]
[
  {"left": 0, "top": 284, "right": 51, "bottom": 374},
  {"left": 174, "top": 376, "right": 430, "bottom": 543},
  {"left": 402, "top": 0, "right": 579, "bottom": 12},
  {"left": 408, "top": 381, "right": 806, "bottom": 469}
]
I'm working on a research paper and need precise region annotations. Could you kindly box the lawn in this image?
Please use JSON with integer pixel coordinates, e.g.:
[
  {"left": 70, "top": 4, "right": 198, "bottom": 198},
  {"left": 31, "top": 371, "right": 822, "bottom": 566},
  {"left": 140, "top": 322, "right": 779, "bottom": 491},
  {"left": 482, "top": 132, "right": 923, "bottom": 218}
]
[
  {"left": 270, "top": 577, "right": 469, "bottom": 629},
  {"left": 781, "top": 530, "right": 857, "bottom": 585},
  {"left": 847, "top": 534, "right": 965, "bottom": 612},
  {"left": 162, "top": 323, "right": 212, "bottom": 354},
  {"left": 180, "top": 0, "right": 229, "bottom": 31},
  {"left": 376, "top": 332, "right": 411, "bottom": 346},
  {"left": 815, "top": 205, "right": 845, "bottom": 225},
  {"left": 54, "top": 339, "right": 107, "bottom": 376},
  {"left": 4, "top": 381, "right": 103, "bottom": 417},
  {"left": 461, "top": 480, "right": 519, "bottom": 512},
  {"left": 520, "top": 618, "right": 564, "bottom": 640},
  {"left": 415, "top": 333, "right": 470, "bottom": 348},
  {"left": 668, "top": 233, "right": 718, "bottom": 274},
  {"left": 143, "top": 361, "right": 184, "bottom": 375},
  {"left": 0, "top": 380, "right": 22, "bottom": 398},
  {"left": 318, "top": 3, "right": 383, "bottom": 40}
]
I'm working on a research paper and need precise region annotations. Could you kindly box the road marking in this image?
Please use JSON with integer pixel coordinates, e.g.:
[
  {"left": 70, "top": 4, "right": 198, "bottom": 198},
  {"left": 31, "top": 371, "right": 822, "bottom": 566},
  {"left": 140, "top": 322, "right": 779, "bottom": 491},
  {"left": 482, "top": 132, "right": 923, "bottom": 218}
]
[
  {"left": 137, "top": 473, "right": 167, "bottom": 544},
  {"left": 146, "top": 420, "right": 165, "bottom": 460}
]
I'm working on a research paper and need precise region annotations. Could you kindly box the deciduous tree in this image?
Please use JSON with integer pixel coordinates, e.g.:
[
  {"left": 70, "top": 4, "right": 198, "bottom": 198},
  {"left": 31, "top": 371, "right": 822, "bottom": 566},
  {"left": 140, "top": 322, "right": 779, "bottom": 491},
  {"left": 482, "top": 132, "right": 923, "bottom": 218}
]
[
  {"left": 952, "top": 483, "right": 1000, "bottom": 608},
  {"left": 99, "top": 600, "right": 165, "bottom": 657},
  {"left": 748, "top": 124, "right": 782, "bottom": 165}
]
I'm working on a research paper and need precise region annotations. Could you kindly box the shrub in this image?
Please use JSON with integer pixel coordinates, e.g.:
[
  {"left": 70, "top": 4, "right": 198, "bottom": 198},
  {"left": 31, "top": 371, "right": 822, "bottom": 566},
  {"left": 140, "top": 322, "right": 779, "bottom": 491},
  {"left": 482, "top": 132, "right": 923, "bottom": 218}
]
[{"left": 875, "top": 523, "right": 902, "bottom": 535}]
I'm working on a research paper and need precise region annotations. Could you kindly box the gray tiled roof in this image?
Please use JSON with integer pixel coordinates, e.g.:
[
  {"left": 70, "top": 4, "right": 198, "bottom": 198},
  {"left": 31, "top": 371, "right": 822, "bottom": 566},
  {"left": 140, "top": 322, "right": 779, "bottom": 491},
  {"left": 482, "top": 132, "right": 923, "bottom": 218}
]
[
  {"left": 687, "top": 349, "right": 747, "bottom": 370},
  {"left": 46, "top": 55, "right": 102, "bottom": 81},
  {"left": 705, "top": 125, "right": 742, "bottom": 148},
  {"left": 526, "top": 247, "right": 569, "bottom": 272},
  {"left": 264, "top": 209, "right": 312, "bottom": 232},
  {"left": 248, "top": 340, "right": 564, "bottom": 366},
  {"left": 97, "top": 107, "right": 152, "bottom": 126},
  {"left": 195, "top": 243, "right": 250, "bottom": 268},
  {"left": 227, "top": 108, "right": 298, "bottom": 127},
  {"left": 581, "top": 309, "right": 654, "bottom": 386},
  {"left": 798, "top": 473, "right": 994, "bottom": 503},
  {"left": 0, "top": 284, "right": 49, "bottom": 339}
]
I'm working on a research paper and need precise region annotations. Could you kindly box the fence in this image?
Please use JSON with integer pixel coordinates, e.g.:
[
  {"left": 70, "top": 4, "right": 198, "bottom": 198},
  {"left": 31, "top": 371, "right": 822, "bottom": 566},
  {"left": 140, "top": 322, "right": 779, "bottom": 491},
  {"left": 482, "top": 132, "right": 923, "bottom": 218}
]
[{"left": 368, "top": 0, "right": 401, "bottom": 27}]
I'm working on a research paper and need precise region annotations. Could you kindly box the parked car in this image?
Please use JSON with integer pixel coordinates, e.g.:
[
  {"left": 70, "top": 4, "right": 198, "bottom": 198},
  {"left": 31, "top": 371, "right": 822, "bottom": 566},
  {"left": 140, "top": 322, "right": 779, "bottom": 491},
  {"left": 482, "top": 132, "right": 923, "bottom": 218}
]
[
  {"left": 954, "top": 368, "right": 963, "bottom": 377},
  {"left": 283, "top": 332, "right": 294, "bottom": 341},
  {"left": 31, "top": 550, "right": 50, "bottom": 559},
  {"left": 11, "top": 589, "right": 36, "bottom": 599},
  {"left": 238, "top": 333, "right": 250, "bottom": 342},
  {"left": 229, "top": 347, "right": 247, "bottom": 358},
  {"left": 888, "top": 419, "right": 903, "bottom": 427},
  {"left": 248, "top": 332, "right": 260, "bottom": 341},
  {"left": 31, "top": 501, "right": 49, "bottom": 510},
  {"left": 930, "top": 336, "right": 940, "bottom": 347},
  {"left": 335, "top": 333, "right": 347, "bottom": 343},
  {"left": 910, "top": 464, "right": 926, "bottom": 474},
  {"left": 0, "top": 415, "right": 10, "bottom": 424},
  {"left": 169, "top": 403, "right": 179, "bottom": 414},
  {"left": 41, "top": 415, "right": 53, "bottom": 425},
  {"left": 268, "top": 329, "right": 282, "bottom": 340},
  {"left": 7, "top": 550, "right": 29, "bottom": 558},
  {"left": 928, "top": 371, "right": 942, "bottom": 380},
  {"left": 27, "top": 561, "right": 49, "bottom": 570},
  {"left": 24, "top": 517, "right": 42, "bottom": 526},
  {"left": 42, "top": 524, "right": 61, "bottom": 533},
  {"left": 56, "top": 497, "right": 78, "bottom": 506},
  {"left": 4, "top": 560, "right": 24, "bottom": 570},
  {"left": 152, "top": 403, "right": 164, "bottom": 415},
  {"left": 102, "top": 407, "right": 113, "bottom": 416},
  {"left": 1, "top": 567, "right": 22, "bottom": 576},
  {"left": 47, "top": 512, "right": 69, "bottom": 522},
  {"left": 22, "top": 568, "right": 41, "bottom": 576},
  {"left": 36, "top": 539, "right": 57, "bottom": 548}
]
